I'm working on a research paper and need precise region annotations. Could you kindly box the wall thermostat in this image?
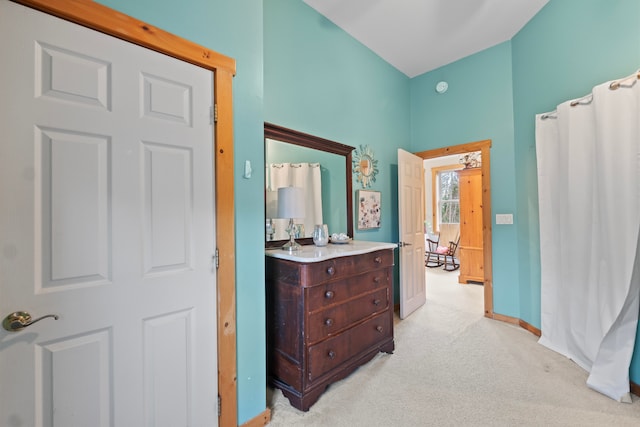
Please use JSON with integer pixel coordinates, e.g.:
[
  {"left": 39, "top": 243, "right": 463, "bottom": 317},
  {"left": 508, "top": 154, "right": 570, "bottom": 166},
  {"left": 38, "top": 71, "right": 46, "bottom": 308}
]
[{"left": 435, "top": 81, "right": 448, "bottom": 94}]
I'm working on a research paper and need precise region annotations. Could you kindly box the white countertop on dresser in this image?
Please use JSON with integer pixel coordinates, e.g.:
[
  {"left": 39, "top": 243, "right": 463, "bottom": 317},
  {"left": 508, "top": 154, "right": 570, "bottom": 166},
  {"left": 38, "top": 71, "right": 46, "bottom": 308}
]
[{"left": 265, "top": 240, "right": 397, "bottom": 263}]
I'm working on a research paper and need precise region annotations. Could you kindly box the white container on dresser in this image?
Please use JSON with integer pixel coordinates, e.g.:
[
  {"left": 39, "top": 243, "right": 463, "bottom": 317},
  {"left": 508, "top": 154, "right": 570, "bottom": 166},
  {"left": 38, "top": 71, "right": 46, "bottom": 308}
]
[{"left": 265, "top": 241, "right": 396, "bottom": 411}]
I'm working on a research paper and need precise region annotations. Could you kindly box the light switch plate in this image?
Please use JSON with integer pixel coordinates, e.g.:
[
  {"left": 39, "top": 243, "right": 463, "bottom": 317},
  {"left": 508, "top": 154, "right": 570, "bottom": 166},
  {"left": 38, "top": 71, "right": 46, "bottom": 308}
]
[
  {"left": 496, "top": 214, "right": 513, "bottom": 225},
  {"left": 243, "top": 160, "right": 252, "bottom": 178}
]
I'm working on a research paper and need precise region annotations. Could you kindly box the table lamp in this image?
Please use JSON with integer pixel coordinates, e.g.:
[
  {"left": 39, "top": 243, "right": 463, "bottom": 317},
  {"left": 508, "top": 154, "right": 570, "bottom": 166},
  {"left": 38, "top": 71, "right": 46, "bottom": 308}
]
[{"left": 277, "top": 186, "right": 305, "bottom": 252}]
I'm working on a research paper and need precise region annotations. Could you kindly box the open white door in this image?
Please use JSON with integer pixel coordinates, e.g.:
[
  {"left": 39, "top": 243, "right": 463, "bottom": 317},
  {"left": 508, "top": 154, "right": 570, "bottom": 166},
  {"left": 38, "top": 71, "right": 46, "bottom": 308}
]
[
  {"left": 0, "top": 2, "right": 217, "bottom": 425},
  {"left": 398, "top": 149, "right": 426, "bottom": 319}
]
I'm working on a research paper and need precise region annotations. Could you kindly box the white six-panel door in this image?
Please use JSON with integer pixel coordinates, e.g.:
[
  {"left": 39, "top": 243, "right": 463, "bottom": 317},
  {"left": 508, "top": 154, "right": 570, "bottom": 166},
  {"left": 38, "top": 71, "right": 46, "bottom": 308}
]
[
  {"left": 0, "top": 1, "right": 217, "bottom": 425},
  {"left": 398, "top": 149, "right": 426, "bottom": 319}
]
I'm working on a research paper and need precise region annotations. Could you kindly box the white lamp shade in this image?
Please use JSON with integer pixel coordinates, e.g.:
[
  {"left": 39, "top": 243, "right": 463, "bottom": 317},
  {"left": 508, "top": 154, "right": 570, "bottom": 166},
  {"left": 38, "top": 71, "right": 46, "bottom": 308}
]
[{"left": 277, "top": 187, "right": 305, "bottom": 219}]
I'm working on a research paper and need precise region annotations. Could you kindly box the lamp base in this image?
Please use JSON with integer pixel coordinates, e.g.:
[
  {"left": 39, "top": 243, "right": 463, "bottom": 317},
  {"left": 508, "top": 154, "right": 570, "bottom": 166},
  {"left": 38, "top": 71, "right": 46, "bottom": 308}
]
[
  {"left": 281, "top": 220, "right": 301, "bottom": 251},
  {"left": 281, "top": 240, "right": 302, "bottom": 252}
]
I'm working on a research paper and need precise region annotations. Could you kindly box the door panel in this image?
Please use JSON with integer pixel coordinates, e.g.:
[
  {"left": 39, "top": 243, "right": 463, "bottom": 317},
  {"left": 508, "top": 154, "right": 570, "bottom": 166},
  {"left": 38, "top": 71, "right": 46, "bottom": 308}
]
[
  {"left": 143, "top": 310, "right": 193, "bottom": 426},
  {"left": 0, "top": 2, "right": 217, "bottom": 426},
  {"left": 39, "top": 128, "right": 112, "bottom": 289},
  {"left": 36, "top": 330, "right": 112, "bottom": 427},
  {"left": 398, "top": 149, "right": 426, "bottom": 319},
  {"left": 142, "top": 143, "right": 193, "bottom": 274},
  {"left": 36, "top": 41, "right": 112, "bottom": 109}
]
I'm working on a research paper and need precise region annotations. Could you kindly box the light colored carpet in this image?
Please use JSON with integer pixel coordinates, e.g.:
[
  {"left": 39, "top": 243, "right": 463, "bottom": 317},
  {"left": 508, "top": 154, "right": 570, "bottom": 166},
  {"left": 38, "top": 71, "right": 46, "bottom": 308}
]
[{"left": 266, "top": 267, "right": 640, "bottom": 426}]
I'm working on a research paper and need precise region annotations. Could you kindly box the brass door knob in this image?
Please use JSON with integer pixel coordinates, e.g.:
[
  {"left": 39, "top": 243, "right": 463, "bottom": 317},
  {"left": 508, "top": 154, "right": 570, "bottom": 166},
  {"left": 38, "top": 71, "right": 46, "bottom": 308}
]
[{"left": 3, "top": 311, "right": 59, "bottom": 332}]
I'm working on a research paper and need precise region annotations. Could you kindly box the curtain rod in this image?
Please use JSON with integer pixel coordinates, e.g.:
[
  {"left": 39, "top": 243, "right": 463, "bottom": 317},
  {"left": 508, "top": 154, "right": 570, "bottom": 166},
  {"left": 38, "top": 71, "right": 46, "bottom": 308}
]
[
  {"left": 541, "top": 69, "right": 640, "bottom": 120},
  {"left": 269, "top": 163, "right": 320, "bottom": 168},
  {"left": 609, "top": 70, "right": 640, "bottom": 90},
  {"left": 570, "top": 93, "right": 593, "bottom": 107}
]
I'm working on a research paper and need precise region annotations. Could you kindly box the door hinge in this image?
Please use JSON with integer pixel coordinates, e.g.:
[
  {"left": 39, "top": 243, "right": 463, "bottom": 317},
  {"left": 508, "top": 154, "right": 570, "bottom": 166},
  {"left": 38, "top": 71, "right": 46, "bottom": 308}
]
[
  {"left": 217, "top": 395, "right": 221, "bottom": 417},
  {"left": 214, "top": 248, "right": 220, "bottom": 269},
  {"left": 210, "top": 104, "right": 218, "bottom": 124}
]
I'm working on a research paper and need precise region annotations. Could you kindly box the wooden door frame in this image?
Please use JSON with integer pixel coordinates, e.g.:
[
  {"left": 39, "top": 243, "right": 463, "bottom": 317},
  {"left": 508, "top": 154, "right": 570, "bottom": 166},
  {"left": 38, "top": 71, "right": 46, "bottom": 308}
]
[
  {"left": 10, "top": 1, "right": 238, "bottom": 425},
  {"left": 414, "top": 140, "right": 493, "bottom": 317}
]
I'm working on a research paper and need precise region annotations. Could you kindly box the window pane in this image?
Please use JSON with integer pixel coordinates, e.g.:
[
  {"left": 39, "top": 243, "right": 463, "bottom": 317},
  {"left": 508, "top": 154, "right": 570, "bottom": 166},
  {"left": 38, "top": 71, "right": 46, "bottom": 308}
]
[
  {"left": 437, "top": 170, "right": 460, "bottom": 225},
  {"left": 439, "top": 171, "right": 459, "bottom": 200},
  {"left": 440, "top": 201, "right": 460, "bottom": 224}
]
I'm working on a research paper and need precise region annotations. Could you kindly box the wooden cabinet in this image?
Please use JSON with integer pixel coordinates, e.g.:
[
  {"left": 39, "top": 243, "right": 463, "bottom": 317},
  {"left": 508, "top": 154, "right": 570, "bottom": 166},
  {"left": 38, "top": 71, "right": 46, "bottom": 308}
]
[
  {"left": 458, "top": 168, "right": 484, "bottom": 283},
  {"left": 266, "top": 247, "right": 395, "bottom": 411}
]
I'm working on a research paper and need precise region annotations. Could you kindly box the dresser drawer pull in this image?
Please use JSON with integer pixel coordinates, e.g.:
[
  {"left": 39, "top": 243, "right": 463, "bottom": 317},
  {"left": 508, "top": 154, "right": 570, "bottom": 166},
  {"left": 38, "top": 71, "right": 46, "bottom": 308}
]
[
  {"left": 374, "top": 256, "right": 382, "bottom": 264},
  {"left": 324, "top": 290, "right": 334, "bottom": 299},
  {"left": 373, "top": 276, "right": 381, "bottom": 283},
  {"left": 373, "top": 299, "right": 381, "bottom": 306},
  {"left": 376, "top": 326, "right": 384, "bottom": 333},
  {"left": 324, "top": 318, "right": 334, "bottom": 327},
  {"left": 328, "top": 350, "right": 336, "bottom": 359},
  {"left": 326, "top": 266, "right": 335, "bottom": 275}
]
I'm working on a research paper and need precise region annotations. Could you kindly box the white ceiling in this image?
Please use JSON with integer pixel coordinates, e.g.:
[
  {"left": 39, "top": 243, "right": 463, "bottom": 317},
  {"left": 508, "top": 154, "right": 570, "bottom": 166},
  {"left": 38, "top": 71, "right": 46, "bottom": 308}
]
[{"left": 303, "top": 0, "right": 549, "bottom": 78}]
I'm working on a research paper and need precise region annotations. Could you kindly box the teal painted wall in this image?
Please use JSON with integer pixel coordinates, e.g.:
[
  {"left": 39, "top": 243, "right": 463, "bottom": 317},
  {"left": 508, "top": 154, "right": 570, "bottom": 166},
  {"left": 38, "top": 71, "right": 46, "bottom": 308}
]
[
  {"left": 410, "top": 0, "right": 640, "bottom": 385},
  {"left": 264, "top": 0, "right": 411, "bottom": 302},
  {"left": 97, "top": 0, "right": 266, "bottom": 423},
  {"left": 410, "top": 42, "right": 520, "bottom": 316}
]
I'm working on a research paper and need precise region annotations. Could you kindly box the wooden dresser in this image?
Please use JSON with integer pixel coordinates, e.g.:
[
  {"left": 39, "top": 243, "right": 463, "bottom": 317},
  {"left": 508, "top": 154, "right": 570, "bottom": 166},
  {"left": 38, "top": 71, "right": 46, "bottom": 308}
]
[
  {"left": 265, "top": 241, "right": 396, "bottom": 411},
  {"left": 458, "top": 167, "right": 484, "bottom": 283}
]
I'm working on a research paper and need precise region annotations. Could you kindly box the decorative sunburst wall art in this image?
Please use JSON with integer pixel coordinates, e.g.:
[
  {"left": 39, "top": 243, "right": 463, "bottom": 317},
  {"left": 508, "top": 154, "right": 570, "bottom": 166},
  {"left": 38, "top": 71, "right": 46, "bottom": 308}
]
[{"left": 352, "top": 144, "right": 379, "bottom": 188}]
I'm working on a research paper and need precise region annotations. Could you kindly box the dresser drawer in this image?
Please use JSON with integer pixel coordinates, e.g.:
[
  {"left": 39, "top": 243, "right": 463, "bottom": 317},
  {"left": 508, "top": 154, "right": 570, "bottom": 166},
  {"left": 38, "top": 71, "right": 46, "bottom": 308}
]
[
  {"left": 307, "top": 311, "right": 392, "bottom": 383},
  {"left": 307, "top": 287, "right": 389, "bottom": 344},
  {"left": 306, "top": 268, "right": 391, "bottom": 311},
  {"left": 299, "top": 250, "right": 394, "bottom": 285}
]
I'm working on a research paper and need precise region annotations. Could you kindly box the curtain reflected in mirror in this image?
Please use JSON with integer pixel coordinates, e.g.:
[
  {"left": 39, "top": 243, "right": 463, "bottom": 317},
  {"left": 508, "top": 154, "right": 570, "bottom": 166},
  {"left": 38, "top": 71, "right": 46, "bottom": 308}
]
[{"left": 266, "top": 162, "right": 322, "bottom": 240}]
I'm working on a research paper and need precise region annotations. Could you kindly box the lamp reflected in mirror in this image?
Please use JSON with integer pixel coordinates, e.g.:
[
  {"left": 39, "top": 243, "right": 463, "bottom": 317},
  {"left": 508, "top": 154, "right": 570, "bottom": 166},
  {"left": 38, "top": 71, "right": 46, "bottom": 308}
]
[{"left": 277, "top": 187, "right": 305, "bottom": 252}]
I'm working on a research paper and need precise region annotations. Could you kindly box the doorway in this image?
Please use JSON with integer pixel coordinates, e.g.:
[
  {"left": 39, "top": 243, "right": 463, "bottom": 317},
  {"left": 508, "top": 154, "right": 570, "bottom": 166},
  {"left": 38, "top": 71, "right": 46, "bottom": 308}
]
[{"left": 414, "top": 140, "right": 493, "bottom": 317}]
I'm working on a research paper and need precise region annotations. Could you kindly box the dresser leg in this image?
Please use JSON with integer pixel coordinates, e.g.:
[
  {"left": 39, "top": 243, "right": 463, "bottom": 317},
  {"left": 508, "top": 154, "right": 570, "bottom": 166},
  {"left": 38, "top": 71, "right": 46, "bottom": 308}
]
[
  {"left": 380, "top": 340, "right": 395, "bottom": 354},
  {"left": 275, "top": 382, "right": 327, "bottom": 412}
]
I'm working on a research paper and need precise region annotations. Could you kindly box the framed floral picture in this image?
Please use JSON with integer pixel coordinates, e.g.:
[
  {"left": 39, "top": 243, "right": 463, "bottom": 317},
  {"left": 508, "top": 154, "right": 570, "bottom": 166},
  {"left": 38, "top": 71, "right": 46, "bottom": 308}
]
[{"left": 357, "top": 190, "right": 381, "bottom": 230}]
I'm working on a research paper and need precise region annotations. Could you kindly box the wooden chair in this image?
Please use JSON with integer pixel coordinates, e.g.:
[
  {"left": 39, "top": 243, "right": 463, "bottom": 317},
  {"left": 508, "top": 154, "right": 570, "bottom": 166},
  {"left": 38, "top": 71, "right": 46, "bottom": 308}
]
[
  {"left": 442, "top": 236, "right": 460, "bottom": 271},
  {"left": 425, "top": 234, "right": 444, "bottom": 267}
]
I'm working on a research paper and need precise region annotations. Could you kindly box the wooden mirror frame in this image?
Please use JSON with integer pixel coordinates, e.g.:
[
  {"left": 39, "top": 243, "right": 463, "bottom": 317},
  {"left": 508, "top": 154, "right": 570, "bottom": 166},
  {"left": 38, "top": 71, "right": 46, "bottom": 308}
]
[{"left": 265, "top": 123, "right": 354, "bottom": 248}]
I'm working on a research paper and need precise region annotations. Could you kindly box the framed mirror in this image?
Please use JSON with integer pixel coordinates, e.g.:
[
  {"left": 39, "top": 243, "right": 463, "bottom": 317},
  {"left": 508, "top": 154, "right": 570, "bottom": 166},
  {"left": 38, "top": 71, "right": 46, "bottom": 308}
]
[{"left": 265, "top": 123, "right": 354, "bottom": 248}]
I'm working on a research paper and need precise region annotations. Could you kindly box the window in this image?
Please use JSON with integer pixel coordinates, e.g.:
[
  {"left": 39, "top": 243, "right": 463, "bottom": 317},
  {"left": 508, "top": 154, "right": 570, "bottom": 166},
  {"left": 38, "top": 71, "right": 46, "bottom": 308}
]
[
  {"left": 438, "top": 170, "right": 459, "bottom": 225},
  {"left": 429, "top": 164, "right": 462, "bottom": 232}
]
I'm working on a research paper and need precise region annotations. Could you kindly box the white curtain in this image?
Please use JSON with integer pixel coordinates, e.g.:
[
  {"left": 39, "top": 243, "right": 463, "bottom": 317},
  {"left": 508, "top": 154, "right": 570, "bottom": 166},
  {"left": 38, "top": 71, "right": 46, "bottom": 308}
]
[
  {"left": 266, "top": 163, "right": 322, "bottom": 240},
  {"left": 535, "top": 72, "right": 640, "bottom": 402}
]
